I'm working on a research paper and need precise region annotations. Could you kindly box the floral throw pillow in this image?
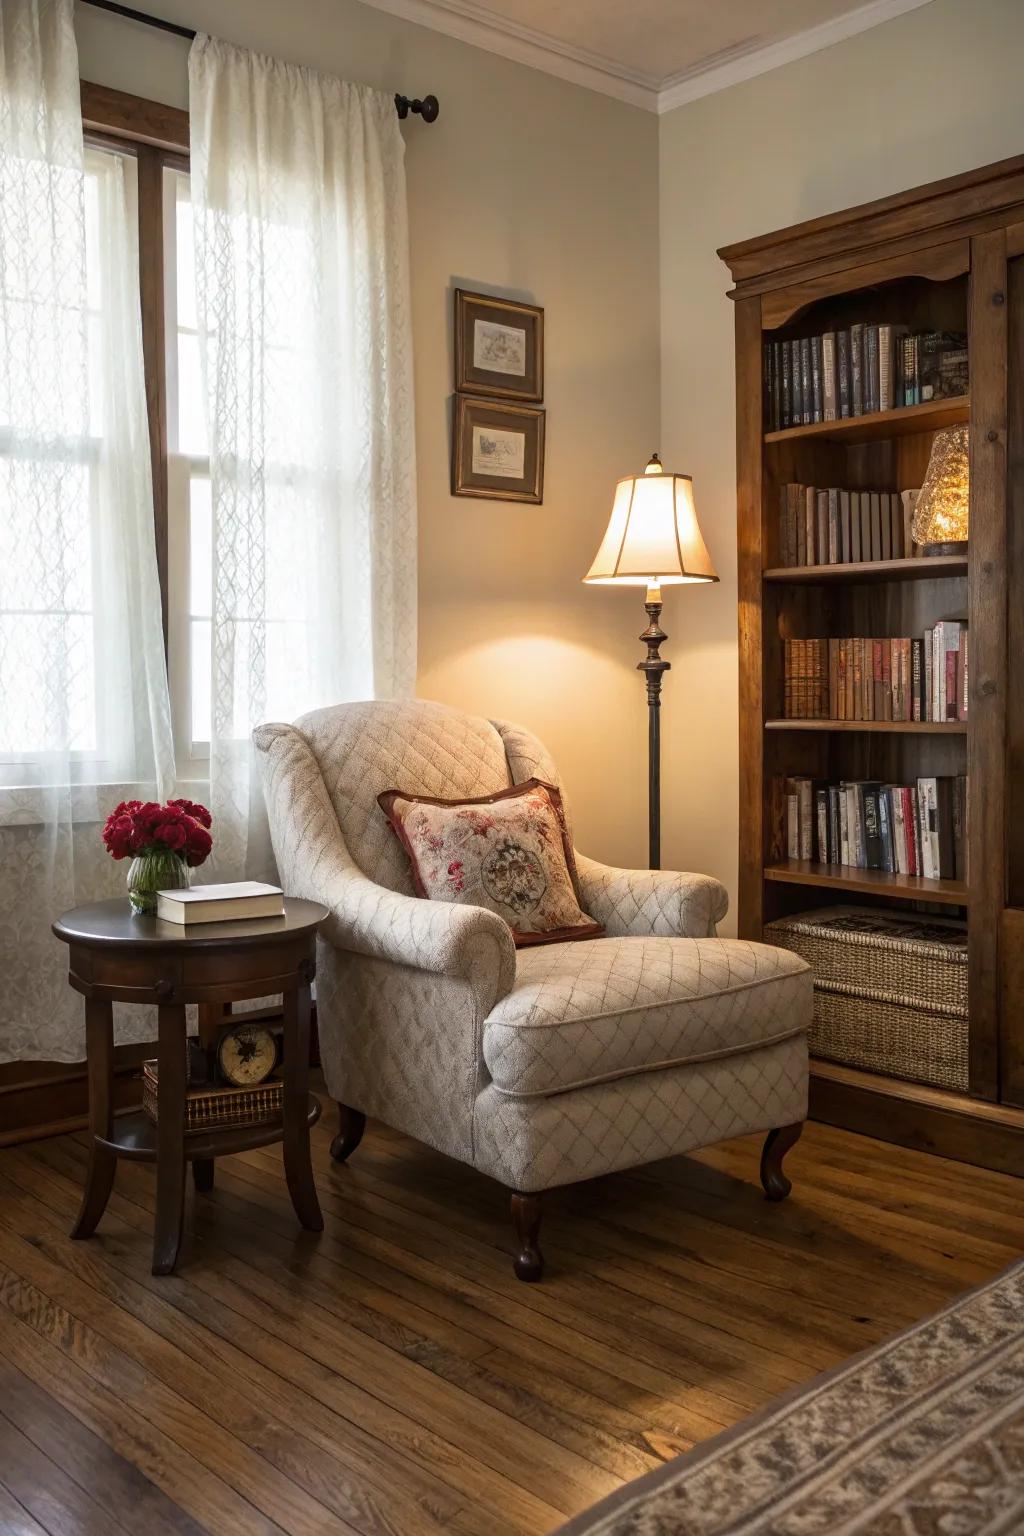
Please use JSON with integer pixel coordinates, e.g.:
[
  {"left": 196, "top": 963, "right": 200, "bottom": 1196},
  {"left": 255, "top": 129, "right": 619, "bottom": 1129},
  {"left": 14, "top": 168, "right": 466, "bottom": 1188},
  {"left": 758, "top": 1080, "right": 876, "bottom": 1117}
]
[{"left": 377, "top": 778, "right": 603, "bottom": 946}]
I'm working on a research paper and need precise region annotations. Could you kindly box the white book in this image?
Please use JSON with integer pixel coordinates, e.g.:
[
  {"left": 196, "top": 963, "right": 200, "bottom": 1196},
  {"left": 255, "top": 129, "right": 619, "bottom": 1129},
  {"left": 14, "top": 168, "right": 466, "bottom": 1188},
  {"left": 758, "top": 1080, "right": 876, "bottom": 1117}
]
[
  {"left": 917, "top": 779, "right": 939, "bottom": 879},
  {"left": 892, "top": 788, "right": 907, "bottom": 875},
  {"left": 156, "top": 880, "right": 285, "bottom": 926}
]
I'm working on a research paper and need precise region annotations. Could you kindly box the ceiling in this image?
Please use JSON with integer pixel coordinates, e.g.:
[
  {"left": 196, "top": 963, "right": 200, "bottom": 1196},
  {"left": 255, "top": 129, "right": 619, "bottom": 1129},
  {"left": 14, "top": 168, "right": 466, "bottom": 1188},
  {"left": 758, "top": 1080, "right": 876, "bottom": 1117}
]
[{"left": 359, "top": 0, "right": 934, "bottom": 110}]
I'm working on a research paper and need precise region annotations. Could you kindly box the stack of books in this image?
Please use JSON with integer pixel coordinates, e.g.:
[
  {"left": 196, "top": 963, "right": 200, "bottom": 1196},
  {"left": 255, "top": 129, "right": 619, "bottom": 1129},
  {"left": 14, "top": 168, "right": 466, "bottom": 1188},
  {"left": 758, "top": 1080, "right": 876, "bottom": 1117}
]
[
  {"left": 763, "top": 327, "right": 968, "bottom": 430},
  {"left": 783, "top": 624, "right": 968, "bottom": 722},
  {"left": 776, "top": 484, "right": 918, "bottom": 567},
  {"left": 779, "top": 775, "right": 967, "bottom": 881}
]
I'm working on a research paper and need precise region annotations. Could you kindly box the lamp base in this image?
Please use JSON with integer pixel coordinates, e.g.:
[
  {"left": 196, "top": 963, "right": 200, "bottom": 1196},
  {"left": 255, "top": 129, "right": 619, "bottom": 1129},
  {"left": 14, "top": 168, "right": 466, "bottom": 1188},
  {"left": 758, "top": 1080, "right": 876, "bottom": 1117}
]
[{"left": 921, "top": 540, "right": 968, "bottom": 557}]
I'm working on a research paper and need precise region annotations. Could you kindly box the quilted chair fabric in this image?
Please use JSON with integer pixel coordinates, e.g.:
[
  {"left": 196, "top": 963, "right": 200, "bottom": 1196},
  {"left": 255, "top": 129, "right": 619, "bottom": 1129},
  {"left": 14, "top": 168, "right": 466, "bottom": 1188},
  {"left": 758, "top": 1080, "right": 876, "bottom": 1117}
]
[
  {"left": 253, "top": 699, "right": 810, "bottom": 1215},
  {"left": 483, "top": 937, "right": 810, "bottom": 1097}
]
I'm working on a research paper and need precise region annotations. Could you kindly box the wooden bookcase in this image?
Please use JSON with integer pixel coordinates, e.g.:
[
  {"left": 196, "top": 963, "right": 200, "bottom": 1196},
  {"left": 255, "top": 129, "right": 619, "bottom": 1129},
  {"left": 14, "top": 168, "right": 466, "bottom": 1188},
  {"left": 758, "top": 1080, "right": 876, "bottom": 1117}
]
[{"left": 719, "top": 156, "right": 1024, "bottom": 1172}]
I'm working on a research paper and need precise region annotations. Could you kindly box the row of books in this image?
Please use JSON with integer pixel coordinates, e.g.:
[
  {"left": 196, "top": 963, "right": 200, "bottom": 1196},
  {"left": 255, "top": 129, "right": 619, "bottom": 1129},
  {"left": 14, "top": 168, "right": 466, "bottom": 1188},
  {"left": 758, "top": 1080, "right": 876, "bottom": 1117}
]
[
  {"left": 763, "top": 327, "right": 968, "bottom": 431},
  {"left": 780, "top": 775, "right": 967, "bottom": 882},
  {"left": 777, "top": 484, "right": 920, "bottom": 568},
  {"left": 783, "top": 625, "right": 968, "bottom": 722}
]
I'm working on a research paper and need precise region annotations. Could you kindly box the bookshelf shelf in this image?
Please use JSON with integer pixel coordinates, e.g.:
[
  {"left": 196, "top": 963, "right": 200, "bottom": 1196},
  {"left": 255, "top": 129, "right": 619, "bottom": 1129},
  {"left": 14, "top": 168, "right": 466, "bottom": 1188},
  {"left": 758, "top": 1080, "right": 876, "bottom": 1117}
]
[
  {"left": 763, "top": 555, "right": 968, "bottom": 584},
  {"left": 764, "top": 395, "right": 969, "bottom": 446},
  {"left": 765, "top": 719, "right": 967, "bottom": 734},
  {"left": 764, "top": 859, "right": 968, "bottom": 906}
]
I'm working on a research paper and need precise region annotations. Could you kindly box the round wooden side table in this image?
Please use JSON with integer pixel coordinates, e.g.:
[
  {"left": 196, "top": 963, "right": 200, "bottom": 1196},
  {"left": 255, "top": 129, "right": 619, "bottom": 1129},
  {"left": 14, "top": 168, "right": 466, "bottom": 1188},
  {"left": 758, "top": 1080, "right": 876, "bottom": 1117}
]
[{"left": 52, "top": 896, "right": 329, "bottom": 1275}]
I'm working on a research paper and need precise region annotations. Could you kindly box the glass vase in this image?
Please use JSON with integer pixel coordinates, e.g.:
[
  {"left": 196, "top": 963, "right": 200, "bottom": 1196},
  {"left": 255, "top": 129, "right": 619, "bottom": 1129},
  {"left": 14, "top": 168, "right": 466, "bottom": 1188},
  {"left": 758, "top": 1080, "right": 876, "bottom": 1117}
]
[{"left": 126, "top": 849, "right": 191, "bottom": 915}]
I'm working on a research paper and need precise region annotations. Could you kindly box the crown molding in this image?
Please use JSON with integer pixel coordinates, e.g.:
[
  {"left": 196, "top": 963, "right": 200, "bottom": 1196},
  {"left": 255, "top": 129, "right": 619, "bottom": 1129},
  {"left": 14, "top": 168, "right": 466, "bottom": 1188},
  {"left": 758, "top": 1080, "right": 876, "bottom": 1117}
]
[
  {"left": 657, "top": 0, "right": 936, "bottom": 113},
  {"left": 354, "top": 0, "right": 661, "bottom": 109},
  {"left": 356, "top": 0, "right": 936, "bottom": 115}
]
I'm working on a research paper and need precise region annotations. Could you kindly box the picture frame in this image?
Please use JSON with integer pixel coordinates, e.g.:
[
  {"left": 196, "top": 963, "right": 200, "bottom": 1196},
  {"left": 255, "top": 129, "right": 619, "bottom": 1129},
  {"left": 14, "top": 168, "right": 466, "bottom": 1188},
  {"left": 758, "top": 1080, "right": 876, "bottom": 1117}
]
[
  {"left": 454, "top": 289, "right": 544, "bottom": 402},
  {"left": 451, "top": 395, "right": 545, "bottom": 504}
]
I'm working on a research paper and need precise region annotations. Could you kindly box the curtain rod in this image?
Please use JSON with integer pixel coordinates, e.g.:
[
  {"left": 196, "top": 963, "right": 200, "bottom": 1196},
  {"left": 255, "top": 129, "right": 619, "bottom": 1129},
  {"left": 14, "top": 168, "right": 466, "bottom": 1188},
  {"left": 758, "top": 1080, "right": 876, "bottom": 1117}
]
[{"left": 78, "top": 0, "right": 441, "bottom": 122}]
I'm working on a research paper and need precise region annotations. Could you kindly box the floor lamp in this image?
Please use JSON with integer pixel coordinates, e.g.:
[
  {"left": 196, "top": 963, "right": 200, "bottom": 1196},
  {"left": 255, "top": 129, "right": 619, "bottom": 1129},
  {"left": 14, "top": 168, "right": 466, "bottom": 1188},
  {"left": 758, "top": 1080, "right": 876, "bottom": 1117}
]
[{"left": 583, "top": 453, "right": 718, "bottom": 870}]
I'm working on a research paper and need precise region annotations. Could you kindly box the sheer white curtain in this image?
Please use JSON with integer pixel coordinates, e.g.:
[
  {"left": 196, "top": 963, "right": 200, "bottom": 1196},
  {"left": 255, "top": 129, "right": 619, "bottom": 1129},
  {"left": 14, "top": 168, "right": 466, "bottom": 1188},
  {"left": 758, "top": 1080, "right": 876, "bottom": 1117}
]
[
  {"left": 189, "top": 35, "right": 418, "bottom": 880},
  {"left": 0, "top": 0, "right": 174, "bottom": 1062}
]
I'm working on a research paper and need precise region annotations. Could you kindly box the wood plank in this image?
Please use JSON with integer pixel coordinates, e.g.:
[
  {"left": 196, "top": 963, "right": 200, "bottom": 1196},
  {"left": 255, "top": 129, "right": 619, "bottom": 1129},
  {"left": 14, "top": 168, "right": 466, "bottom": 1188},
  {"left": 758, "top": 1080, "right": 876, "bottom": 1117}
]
[
  {"left": 763, "top": 554, "right": 967, "bottom": 584},
  {"left": 736, "top": 294, "right": 765, "bottom": 938},
  {"left": 2, "top": 1116, "right": 1022, "bottom": 1536},
  {"left": 764, "top": 396, "right": 969, "bottom": 445},
  {"left": 967, "top": 228, "right": 1009, "bottom": 1099},
  {"left": 764, "top": 719, "right": 966, "bottom": 733},
  {"left": 719, "top": 153, "right": 1024, "bottom": 286},
  {"left": 763, "top": 859, "right": 968, "bottom": 905},
  {"left": 81, "top": 81, "right": 189, "bottom": 153}
]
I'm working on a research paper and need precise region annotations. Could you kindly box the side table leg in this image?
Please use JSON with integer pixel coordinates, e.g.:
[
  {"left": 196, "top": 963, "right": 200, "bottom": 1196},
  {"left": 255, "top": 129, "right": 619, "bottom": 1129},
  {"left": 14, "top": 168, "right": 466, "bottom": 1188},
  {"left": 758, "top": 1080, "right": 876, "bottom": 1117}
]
[
  {"left": 192, "top": 1160, "right": 214, "bottom": 1194},
  {"left": 153, "top": 1003, "right": 188, "bottom": 1275},
  {"left": 71, "top": 999, "right": 117, "bottom": 1240},
  {"left": 282, "top": 982, "right": 323, "bottom": 1232}
]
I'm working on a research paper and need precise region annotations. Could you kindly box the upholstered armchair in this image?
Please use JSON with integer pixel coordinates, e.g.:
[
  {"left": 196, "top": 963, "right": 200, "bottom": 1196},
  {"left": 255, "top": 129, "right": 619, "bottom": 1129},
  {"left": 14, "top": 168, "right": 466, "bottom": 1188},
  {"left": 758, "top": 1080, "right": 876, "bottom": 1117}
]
[{"left": 254, "top": 699, "right": 811, "bottom": 1279}]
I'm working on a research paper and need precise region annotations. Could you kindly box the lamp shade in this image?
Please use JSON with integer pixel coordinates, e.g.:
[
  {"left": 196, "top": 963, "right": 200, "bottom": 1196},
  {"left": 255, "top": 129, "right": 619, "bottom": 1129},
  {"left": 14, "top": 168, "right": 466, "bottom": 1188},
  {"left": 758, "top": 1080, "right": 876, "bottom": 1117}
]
[
  {"left": 583, "top": 454, "right": 718, "bottom": 586},
  {"left": 911, "top": 424, "right": 969, "bottom": 550}
]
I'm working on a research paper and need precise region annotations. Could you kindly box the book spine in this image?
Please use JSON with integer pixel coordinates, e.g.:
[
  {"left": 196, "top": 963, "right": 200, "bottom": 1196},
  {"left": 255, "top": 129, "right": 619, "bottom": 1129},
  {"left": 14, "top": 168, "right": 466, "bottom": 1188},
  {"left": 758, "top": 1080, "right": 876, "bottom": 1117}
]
[
  {"left": 805, "top": 486, "right": 816, "bottom": 566},
  {"left": 811, "top": 335, "right": 823, "bottom": 423},
  {"left": 787, "top": 789, "right": 799, "bottom": 859},
  {"left": 850, "top": 322, "right": 864, "bottom": 416},
  {"left": 866, "top": 325, "right": 880, "bottom": 413},
  {"left": 798, "top": 779, "right": 813, "bottom": 860},
  {"left": 863, "top": 784, "right": 883, "bottom": 869},
  {"left": 781, "top": 339, "right": 792, "bottom": 427},
  {"left": 816, "top": 789, "right": 829, "bottom": 865},
  {"left": 816, "top": 491, "right": 828, "bottom": 571},
  {"left": 960, "top": 631, "right": 969, "bottom": 720},
  {"left": 878, "top": 324, "right": 893, "bottom": 410},
  {"left": 840, "top": 488, "right": 851, "bottom": 563},
  {"left": 837, "top": 330, "right": 851, "bottom": 418},
  {"left": 892, "top": 788, "right": 906, "bottom": 875},
  {"left": 822, "top": 332, "right": 837, "bottom": 421},
  {"left": 800, "top": 337, "right": 812, "bottom": 425},
  {"left": 827, "top": 487, "right": 839, "bottom": 564},
  {"left": 872, "top": 639, "right": 883, "bottom": 723},
  {"left": 772, "top": 341, "right": 782, "bottom": 432},
  {"left": 912, "top": 638, "right": 923, "bottom": 722}
]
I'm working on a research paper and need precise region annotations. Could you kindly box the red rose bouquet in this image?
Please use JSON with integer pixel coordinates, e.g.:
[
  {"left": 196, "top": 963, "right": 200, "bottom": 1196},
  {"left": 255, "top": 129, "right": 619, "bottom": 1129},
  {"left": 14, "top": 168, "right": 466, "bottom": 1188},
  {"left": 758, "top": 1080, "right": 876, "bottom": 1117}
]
[{"left": 104, "top": 798, "right": 213, "bottom": 914}]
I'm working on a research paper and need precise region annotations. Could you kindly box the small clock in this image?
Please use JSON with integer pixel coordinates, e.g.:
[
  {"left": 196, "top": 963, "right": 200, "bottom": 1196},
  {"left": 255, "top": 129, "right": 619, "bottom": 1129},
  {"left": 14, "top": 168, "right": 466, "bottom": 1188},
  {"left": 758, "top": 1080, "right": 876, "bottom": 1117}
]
[{"left": 216, "top": 1022, "right": 278, "bottom": 1087}]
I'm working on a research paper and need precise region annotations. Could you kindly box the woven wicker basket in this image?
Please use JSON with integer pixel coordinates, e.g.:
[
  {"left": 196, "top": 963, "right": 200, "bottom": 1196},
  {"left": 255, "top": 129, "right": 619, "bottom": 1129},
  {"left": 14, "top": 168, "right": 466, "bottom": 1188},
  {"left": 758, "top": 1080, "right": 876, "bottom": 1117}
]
[
  {"left": 764, "top": 905, "right": 968, "bottom": 1091},
  {"left": 142, "top": 1059, "right": 283, "bottom": 1132}
]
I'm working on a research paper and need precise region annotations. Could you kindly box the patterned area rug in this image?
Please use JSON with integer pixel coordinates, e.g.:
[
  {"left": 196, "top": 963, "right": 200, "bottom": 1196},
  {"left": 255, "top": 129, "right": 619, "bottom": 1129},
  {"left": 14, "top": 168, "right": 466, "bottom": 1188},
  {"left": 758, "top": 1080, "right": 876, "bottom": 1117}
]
[{"left": 557, "top": 1260, "right": 1024, "bottom": 1535}]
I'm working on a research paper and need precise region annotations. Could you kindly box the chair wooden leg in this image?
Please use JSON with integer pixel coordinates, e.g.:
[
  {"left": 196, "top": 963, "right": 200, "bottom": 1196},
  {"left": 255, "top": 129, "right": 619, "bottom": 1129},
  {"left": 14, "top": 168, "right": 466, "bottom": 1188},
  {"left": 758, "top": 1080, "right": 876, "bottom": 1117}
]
[
  {"left": 511, "top": 1192, "right": 544, "bottom": 1281},
  {"left": 330, "top": 1103, "right": 366, "bottom": 1164},
  {"left": 761, "top": 1121, "right": 804, "bottom": 1202}
]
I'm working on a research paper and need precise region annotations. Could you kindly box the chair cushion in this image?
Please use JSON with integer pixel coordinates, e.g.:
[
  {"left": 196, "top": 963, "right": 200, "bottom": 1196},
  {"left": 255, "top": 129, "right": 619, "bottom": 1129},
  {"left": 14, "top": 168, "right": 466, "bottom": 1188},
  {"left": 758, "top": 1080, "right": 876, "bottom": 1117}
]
[
  {"left": 378, "top": 778, "right": 602, "bottom": 946},
  {"left": 482, "top": 936, "right": 811, "bottom": 1098}
]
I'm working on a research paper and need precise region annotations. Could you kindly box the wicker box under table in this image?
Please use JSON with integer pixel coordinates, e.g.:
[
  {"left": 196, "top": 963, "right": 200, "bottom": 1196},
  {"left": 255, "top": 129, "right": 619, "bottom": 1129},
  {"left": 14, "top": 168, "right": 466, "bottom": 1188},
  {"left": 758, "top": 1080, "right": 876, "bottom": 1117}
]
[
  {"left": 763, "top": 905, "right": 968, "bottom": 1092},
  {"left": 142, "top": 1060, "right": 284, "bottom": 1133}
]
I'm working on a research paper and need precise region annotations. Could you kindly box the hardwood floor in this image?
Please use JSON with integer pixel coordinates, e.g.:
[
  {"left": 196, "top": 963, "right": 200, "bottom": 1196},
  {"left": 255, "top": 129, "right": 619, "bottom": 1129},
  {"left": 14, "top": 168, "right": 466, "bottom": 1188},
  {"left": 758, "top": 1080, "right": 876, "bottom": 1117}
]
[{"left": 0, "top": 1107, "right": 1020, "bottom": 1535}]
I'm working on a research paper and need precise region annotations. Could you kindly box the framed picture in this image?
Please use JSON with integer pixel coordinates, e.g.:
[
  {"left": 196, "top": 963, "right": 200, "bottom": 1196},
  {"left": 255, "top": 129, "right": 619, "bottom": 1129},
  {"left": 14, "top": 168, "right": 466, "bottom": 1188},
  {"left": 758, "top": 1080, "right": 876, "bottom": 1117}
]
[
  {"left": 454, "top": 289, "right": 544, "bottom": 402},
  {"left": 452, "top": 395, "right": 545, "bottom": 504}
]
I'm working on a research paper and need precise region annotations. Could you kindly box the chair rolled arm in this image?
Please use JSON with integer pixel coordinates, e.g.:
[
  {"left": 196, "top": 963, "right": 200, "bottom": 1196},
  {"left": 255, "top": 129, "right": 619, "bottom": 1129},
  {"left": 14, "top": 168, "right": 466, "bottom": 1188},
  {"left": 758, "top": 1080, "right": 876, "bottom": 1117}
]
[
  {"left": 253, "top": 721, "right": 516, "bottom": 1013},
  {"left": 575, "top": 853, "right": 729, "bottom": 938}
]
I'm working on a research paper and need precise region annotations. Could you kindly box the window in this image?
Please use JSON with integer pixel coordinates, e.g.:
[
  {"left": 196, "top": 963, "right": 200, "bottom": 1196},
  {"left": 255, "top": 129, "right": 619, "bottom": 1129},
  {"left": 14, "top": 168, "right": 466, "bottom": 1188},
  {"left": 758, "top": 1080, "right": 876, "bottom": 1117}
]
[{"left": 0, "top": 145, "right": 140, "bottom": 782}]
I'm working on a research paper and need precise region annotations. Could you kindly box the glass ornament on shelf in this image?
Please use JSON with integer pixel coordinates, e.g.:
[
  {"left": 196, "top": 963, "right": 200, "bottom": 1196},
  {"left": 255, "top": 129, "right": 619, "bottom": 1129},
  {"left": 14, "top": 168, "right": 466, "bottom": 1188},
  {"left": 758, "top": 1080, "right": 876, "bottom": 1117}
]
[{"left": 911, "top": 424, "right": 969, "bottom": 555}]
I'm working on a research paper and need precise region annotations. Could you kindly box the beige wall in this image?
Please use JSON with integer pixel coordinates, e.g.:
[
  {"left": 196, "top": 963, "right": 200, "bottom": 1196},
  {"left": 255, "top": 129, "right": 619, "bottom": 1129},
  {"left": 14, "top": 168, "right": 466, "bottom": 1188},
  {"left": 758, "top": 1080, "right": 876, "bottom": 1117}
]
[
  {"left": 74, "top": 0, "right": 661, "bottom": 870},
  {"left": 659, "top": 0, "right": 1024, "bottom": 931}
]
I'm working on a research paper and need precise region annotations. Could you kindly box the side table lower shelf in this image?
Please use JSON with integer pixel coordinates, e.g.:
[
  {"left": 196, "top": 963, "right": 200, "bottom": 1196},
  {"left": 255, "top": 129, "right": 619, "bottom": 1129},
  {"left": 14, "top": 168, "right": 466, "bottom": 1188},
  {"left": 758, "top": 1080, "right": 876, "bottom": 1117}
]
[{"left": 97, "top": 1094, "right": 321, "bottom": 1163}]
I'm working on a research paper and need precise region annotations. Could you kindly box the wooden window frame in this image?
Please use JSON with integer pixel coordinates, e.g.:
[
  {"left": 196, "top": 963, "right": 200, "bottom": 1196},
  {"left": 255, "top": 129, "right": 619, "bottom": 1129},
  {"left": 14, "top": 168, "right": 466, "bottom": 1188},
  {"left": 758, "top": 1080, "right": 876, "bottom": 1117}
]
[{"left": 81, "top": 81, "right": 189, "bottom": 646}]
